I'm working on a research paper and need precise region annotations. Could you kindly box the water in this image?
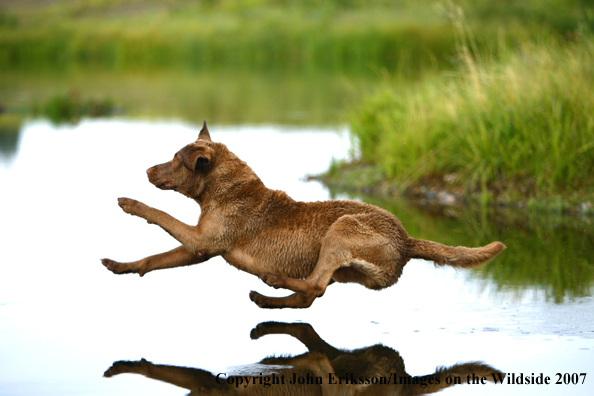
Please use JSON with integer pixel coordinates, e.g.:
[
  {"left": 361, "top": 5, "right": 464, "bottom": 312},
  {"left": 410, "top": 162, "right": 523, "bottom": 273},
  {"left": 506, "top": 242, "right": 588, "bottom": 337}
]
[
  {"left": 0, "top": 119, "right": 593, "bottom": 395},
  {"left": 0, "top": 68, "right": 380, "bottom": 126}
]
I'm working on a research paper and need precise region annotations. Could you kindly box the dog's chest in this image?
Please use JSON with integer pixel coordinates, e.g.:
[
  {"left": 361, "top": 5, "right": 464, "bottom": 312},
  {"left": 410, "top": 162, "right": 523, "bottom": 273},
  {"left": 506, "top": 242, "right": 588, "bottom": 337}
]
[{"left": 221, "top": 248, "right": 263, "bottom": 275}]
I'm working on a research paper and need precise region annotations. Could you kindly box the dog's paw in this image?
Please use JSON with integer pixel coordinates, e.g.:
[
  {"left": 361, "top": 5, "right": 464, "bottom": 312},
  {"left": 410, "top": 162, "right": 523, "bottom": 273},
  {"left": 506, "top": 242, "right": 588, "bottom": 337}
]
[
  {"left": 102, "top": 258, "right": 142, "bottom": 275},
  {"left": 117, "top": 197, "right": 149, "bottom": 218},
  {"left": 249, "top": 291, "right": 276, "bottom": 309},
  {"left": 260, "top": 272, "right": 285, "bottom": 289},
  {"left": 249, "top": 290, "right": 265, "bottom": 306}
]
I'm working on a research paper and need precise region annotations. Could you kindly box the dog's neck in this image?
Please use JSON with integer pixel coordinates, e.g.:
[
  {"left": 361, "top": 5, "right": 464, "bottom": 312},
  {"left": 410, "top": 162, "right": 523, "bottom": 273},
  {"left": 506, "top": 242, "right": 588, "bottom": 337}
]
[{"left": 194, "top": 158, "right": 268, "bottom": 210}]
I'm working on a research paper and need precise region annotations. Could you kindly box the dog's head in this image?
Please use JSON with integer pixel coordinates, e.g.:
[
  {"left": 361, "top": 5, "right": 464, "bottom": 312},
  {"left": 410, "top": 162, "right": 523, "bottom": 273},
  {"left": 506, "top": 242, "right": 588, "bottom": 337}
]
[{"left": 146, "top": 121, "right": 233, "bottom": 200}]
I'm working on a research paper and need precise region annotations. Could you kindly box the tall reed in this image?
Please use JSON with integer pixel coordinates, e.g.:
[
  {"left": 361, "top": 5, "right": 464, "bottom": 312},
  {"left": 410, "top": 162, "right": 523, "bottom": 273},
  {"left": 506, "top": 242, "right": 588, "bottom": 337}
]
[{"left": 351, "top": 15, "right": 594, "bottom": 200}]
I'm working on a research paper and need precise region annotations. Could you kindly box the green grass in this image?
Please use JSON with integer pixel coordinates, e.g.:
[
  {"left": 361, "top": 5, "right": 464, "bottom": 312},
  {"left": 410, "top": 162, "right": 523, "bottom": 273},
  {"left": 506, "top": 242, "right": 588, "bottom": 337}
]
[
  {"left": 350, "top": 23, "right": 594, "bottom": 206},
  {"left": 0, "top": 8, "right": 455, "bottom": 73},
  {"left": 0, "top": 0, "right": 590, "bottom": 73}
]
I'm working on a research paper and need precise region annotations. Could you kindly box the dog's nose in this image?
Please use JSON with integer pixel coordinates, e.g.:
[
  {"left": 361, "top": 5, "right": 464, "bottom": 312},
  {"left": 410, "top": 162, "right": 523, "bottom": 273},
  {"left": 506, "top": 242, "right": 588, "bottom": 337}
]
[{"left": 147, "top": 167, "right": 155, "bottom": 176}]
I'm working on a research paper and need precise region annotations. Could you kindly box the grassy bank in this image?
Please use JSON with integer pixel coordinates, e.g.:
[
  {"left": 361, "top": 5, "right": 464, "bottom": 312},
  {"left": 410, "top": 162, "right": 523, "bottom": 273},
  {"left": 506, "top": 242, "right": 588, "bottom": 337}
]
[
  {"left": 0, "top": 0, "right": 590, "bottom": 73},
  {"left": 344, "top": 25, "right": 594, "bottom": 214},
  {"left": 2, "top": 0, "right": 592, "bottom": 132}
]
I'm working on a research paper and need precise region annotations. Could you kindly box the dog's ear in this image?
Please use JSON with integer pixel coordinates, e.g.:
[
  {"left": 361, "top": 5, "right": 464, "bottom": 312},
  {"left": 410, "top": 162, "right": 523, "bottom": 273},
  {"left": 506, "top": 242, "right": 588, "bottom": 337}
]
[
  {"left": 181, "top": 145, "right": 213, "bottom": 173},
  {"left": 194, "top": 156, "right": 210, "bottom": 172},
  {"left": 197, "top": 120, "right": 212, "bottom": 142}
]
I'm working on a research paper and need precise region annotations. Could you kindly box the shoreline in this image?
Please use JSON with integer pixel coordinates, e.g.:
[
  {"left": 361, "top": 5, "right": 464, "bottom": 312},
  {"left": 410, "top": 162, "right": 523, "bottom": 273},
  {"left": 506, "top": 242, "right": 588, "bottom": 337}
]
[{"left": 310, "top": 161, "right": 594, "bottom": 218}]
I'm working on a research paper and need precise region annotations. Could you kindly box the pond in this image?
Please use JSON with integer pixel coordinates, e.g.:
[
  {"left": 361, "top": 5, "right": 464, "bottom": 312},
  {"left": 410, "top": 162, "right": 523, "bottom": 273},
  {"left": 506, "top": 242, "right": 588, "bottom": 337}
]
[
  {"left": 0, "top": 118, "right": 592, "bottom": 395},
  {"left": 0, "top": 68, "right": 382, "bottom": 126}
]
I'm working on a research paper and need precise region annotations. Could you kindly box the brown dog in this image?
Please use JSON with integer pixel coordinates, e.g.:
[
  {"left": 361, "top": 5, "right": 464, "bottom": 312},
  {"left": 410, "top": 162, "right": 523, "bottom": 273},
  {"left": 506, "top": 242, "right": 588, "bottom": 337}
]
[{"left": 102, "top": 122, "right": 505, "bottom": 308}]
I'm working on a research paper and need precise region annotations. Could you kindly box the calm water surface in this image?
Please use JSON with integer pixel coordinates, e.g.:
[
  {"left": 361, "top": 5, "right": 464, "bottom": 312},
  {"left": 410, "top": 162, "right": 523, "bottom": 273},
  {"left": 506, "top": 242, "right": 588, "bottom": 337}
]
[{"left": 0, "top": 119, "right": 592, "bottom": 395}]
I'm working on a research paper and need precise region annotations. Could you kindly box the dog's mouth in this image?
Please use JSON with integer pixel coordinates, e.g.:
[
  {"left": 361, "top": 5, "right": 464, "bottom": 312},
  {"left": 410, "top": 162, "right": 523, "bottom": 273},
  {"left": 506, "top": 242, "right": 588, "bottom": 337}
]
[
  {"left": 148, "top": 175, "right": 176, "bottom": 190},
  {"left": 147, "top": 167, "right": 176, "bottom": 190},
  {"left": 156, "top": 181, "right": 176, "bottom": 190}
]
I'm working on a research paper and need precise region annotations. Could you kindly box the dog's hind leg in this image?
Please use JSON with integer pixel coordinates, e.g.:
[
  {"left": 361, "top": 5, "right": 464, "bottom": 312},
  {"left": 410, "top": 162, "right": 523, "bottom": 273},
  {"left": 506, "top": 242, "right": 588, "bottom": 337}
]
[
  {"left": 249, "top": 291, "right": 316, "bottom": 309},
  {"left": 102, "top": 245, "right": 208, "bottom": 277},
  {"left": 261, "top": 214, "right": 401, "bottom": 299}
]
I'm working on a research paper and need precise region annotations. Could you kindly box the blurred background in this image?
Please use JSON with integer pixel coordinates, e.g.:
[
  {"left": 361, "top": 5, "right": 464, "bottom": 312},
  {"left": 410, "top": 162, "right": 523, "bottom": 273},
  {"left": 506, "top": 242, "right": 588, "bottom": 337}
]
[
  {"left": 1, "top": 0, "right": 594, "bottom": 208},
  {"left": 1, "top": 1, "right": 593, "bottom": 395}
]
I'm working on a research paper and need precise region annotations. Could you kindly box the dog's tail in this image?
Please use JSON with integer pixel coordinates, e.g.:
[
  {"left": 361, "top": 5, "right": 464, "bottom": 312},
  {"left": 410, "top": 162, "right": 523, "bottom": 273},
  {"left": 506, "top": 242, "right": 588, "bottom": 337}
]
[
  {"left": 406, "top": 362, "right": 505, "bottom": 395},
  {"left": 405, "top": 238, "right": 505, "bottom": 269}
]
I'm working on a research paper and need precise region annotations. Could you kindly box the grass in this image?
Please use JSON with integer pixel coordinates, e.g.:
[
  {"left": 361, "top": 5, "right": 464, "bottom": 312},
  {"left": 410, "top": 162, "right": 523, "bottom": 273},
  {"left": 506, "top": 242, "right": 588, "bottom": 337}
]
[
  {"left": 349, "top": 11, "right": 594, "bottom": 210},
  {"left": 0, "top": 0, "right": 590, "bottom": 73},
  {"left": 3, "top": 1, "right": 594, "bottom": 195},
  {"left": 2, "top": 0, "right": 593, "bottom": 132},
  {"left": 0, "top": 8, "right": 455, "bottom": 73}
]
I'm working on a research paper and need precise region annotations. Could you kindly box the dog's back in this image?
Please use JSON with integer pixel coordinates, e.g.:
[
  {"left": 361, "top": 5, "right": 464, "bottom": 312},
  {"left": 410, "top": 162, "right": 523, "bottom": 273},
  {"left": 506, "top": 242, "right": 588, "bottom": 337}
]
[{"left": 223, "top": 195, "right": 410, "bottom": 280}]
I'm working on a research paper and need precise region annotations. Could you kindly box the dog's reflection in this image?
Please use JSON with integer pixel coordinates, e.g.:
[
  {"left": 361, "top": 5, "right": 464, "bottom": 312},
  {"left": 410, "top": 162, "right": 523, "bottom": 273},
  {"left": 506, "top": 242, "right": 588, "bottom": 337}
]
[{"left": 104, "top": 321, "right": 503, "bottom": 395}]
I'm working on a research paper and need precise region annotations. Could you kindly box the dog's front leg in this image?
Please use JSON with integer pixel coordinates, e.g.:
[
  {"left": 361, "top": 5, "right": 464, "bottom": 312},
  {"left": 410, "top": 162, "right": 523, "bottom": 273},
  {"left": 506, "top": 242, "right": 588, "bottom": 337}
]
[
  {"left": 102, "top": 245, "right": 208, "bottom": 276},
  {"left": 117, "top": 197, "right": 204, "bottom": 254}
]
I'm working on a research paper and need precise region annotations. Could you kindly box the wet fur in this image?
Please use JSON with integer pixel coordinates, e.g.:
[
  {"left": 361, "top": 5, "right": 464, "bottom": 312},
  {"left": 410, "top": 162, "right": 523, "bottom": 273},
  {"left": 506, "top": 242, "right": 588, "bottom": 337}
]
[{"left": 102, "top": 122, "right": 505, "bottom": 308}]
